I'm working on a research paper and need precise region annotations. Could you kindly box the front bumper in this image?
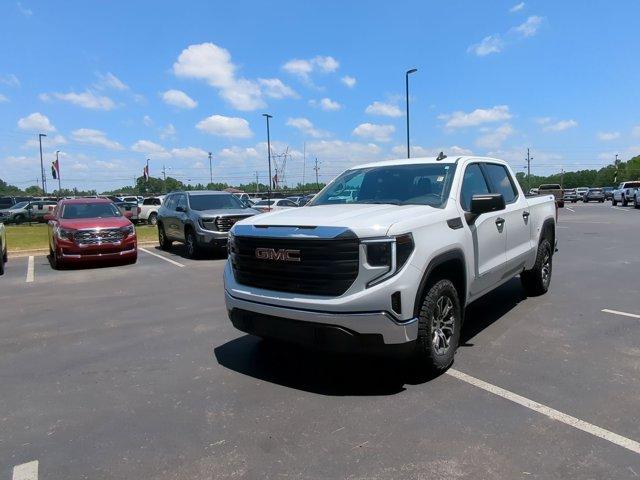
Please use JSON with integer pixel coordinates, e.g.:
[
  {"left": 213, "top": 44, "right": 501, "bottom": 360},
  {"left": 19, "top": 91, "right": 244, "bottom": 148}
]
[
  {"left": 196, "top": 228, "right": 229, "bottom": 248},
  {"left": 225, "top": 290, "right": 418, "bottom": 346},
  {"left": 55, "top": 237, "right": 137, "bottom": 262}
]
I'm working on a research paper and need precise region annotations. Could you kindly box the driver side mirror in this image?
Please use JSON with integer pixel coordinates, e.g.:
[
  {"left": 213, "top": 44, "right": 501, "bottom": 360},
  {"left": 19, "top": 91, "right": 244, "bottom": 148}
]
[
  {"left": 175, "top": 205, "right": 186, "bottom": 213},
  {"left": 466, "top": 193, "right": 505, "bottom": 224}
]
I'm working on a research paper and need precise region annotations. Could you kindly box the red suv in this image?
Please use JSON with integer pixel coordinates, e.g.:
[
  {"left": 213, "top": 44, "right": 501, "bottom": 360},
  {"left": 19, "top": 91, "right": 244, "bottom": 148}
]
[{"left": 46, "top": 198, "right": 137, "bottom": 269}]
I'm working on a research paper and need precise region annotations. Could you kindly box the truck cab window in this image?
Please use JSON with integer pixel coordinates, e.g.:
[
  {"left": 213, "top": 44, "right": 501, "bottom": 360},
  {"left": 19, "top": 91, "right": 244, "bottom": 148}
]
[
  {"left": 484, "top": 163, "right": 518, "bottom": 203},
  {"left": 460, "top": 164, "right": 490, "bottom": 211}
]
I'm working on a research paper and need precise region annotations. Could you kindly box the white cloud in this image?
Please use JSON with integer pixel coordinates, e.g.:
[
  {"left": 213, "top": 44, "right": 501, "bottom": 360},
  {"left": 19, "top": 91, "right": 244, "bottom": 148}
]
[
  {"left": 511, "top": 15, "right": 544, "bottom": 38},
  {"left": 17, "top": 112, "right": 56, "bottom": 132},
  {"left": 71, "top": 128, "right": 123, "bottom": 150},
  {"left": 159, "top": 123, "right": 177, "bottom": 140},
  {"left": 597, "top": 146, "right": 640, "bottom": 162},
  {"left": 309, "top": 97, "right": 342, "bottom": 111},
  {"left": 218, "top": 146, "right": 260, "bottom": 162},
  {"left": 352, "top": 123, "right": 395, "bottom": 142},
  {"left": 365, "top": 101, "right": 403, "bottom": 117},
  {"left": 94, "top": 72, "right": 129, "bottom": 91},
  {"left": 0, "top": 94, "right": 8, "bottom": 103},
  {"left": 257, "top": 78, "right": 297, "bottom": 99},
  {"left": 286, "top": 117, "right": 328, "bottom": 138},
  {"left": 282, "top": 55, "right": 339, "bottom": 82},
  {"left": 632, "top": 125, "right": 640, "bottom": 138},
  {"left": 467, "top": 35, "right": 504, "bottom": 56},
  {"left": 543, "top": 119, "right": 578, "bottom": 132},
  {"left": 597, "top": 131, "right": 620, "bottom": 141},
  {"left": 341, "top": 76, "right": 356, "bottom": 88},
  {"left": 17, "top": 2, "right": 32, "bottom": 17},
  {"left": 161, "top": 89, "right": 198, "bottom": 109},
  {"left": 173, "top": 42, "right": 292, "bottom": 111},
  {"left": 476, "top": 124, "right": 515, "bottom": 149},
  {"left": 23, "top": 134, "right": 67, "bottom": 149},
  {"left": 143, "top": 115, "right": 153, "bottom": 127},
  {"left": 40, "top": 90, "right": 116, "bottom": 110},
  {"left": 131, "top": 140, "right": 171, "bottom": 159},
  {"left": 0, "top": 74, "right": 20, "bottom": 87},
  {"left": 306, "top": 140, "right": 383, "bottom": 172},
  {"left": 439, "top": 105, "right": 511, "bottom": 129},
  {"left": 392, "top": 145, "right": 473, "bottom": 157},
  {"left": 509, "top": 2, "right": 525, "bottom": 12},
  {"left": 196, "top": 114, "right": 252, "bottom": 138},
  {"left": 171, "top": 146, "right": 208, "bottom": 160}
]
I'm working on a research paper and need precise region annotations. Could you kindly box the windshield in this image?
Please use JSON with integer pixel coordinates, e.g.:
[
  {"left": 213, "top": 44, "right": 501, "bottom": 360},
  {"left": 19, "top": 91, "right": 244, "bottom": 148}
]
[
  {"left": 309, "top": 163, "right": 457, "bottom": 207},
  {"left": 623, "top": 181, "right": 640, "bottom": 188},
  {"left": 188, "top": 194, "right": 245, "bottom": 211},
  {"left": 61, "top": 203, "right": 121, "bottom": 219},
  {"left": 11, "top": 201, "right": 29, "bottom": 209},
  {"left": 589, "top": 188, "right": 603, "bottom": 193},
  {"left": 254, "top": 200, "right": 273, "bottom": 206},
  {"left": 539, "top": 184, "right": 561, "bottom": 190}
]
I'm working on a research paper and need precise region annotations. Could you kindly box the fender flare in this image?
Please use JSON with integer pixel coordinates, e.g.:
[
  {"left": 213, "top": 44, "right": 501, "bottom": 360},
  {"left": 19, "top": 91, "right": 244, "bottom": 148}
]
[
  {"left": 413, "top": 248, "right": 467, "bottom": 316},
  {"left": 540, "top": 218, "right": 555, "bottom": 246}
]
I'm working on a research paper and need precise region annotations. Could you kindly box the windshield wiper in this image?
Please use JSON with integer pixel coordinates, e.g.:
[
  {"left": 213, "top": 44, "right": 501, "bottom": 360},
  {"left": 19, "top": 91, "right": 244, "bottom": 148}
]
[{"left": 358, "top": 200, "right": 402, "bottom": 205}]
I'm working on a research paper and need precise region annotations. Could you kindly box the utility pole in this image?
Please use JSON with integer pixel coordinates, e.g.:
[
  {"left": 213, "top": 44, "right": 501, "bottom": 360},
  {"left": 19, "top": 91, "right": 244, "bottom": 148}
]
[
  {"left": 314, "top": 157, "right": 320, "bottom": 191},
  {"left": 560, "top": 168, "right": 564, "bottom": 189},
  {"left": 614, "top": 153, "right": 620, "bottom": 183},
  {"left": 255, "top": 171, "right": 259, "bottom": 194},
  {"left": 526, "top": 148, "right": 533, "bottom": 192},
  {"left": 38, "top": 133, "right": 47, "bottom": 194},
  {"left": 405, "top": 68, "right": 417, "bottom": 158},
  {"left": 302, "top": 142, "right": 306, "bottom": 192},
  {"left": 162, "top": 164, "right": 167, "bottom": 193},
  {"left": 208, "top": 152, "right": 213, "bottom": 186},
  {"left": 55, "top": 150, "right": 61, "bottom": 194},
  {"left": 262, "top": 113, "right": 273, "bottom": 203}
]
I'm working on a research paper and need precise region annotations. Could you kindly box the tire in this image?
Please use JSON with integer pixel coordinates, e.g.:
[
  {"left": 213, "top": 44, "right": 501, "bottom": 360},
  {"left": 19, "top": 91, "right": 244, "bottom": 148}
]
[
  {"left": 14, "top": 214, "right": 25, "bottom": 225},
  {"left": 521, "top": 238, "right": 553, "bottom": 296},
  {"left": 413, "top": 279, "right": 462, "bottom": 374},
  {"left": 572, "top": 200, "right": 577, "bottom": 203},
  {"left": 148, "top": 213, "right": 158, "bottom": 226},
  {"left": 49, "top": 245, "right": 63, "bottom": 270},
  {"left": 600, "top": 200, "right": 604, "bottom": 203},
  {"left": 185, "top": 228, "right": 200, "bottom": 259},
  {"left": 612, "top": 198, "right": 618, "bottom": 206},
  {"left": 0, "top": 244, "right": 5, "bottom": 276},
  {"left": 558, "top": 201, "right": 564, "bottom": 208},
  {"left": 584, "top": 199, "right": 588, "bottom": 203},
  {"left": 622, "top": 196, "right": 628, "bottom": 206},
  {"left": 158, "top": 223, "right": 172, "bottom": 250}
]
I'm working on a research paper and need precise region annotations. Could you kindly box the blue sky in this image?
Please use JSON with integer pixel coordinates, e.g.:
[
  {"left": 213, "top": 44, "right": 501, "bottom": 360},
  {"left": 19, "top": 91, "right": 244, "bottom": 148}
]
[{"left": 1, "top": 0, "right": 639, "bottom": 192}]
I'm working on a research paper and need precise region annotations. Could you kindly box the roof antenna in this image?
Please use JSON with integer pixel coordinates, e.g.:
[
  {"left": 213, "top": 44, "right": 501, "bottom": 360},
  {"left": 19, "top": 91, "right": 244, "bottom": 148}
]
[{"left": 436, "top": 151, "right": 447, "bottom": 161}]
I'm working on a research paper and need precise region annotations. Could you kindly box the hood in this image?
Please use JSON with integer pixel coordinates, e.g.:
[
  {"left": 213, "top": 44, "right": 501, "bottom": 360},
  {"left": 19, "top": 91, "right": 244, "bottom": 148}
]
[
  {"left": 58, "top": 216, "right": 132, "bottom": 230},
  {"left": 193, "top": 208, "right": 259, "bottom": 217},
  {"left": 237, "top": 203, "right": 438, "bottom": 238}
]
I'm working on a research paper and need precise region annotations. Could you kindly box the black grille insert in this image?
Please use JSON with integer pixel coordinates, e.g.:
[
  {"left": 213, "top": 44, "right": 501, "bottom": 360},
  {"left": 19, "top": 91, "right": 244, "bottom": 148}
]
[
  {"left": 215, "top": 215, "right": 251, "bottom": 232},
  {"left": 230, "top": 234, "right": 359, "bottom": 296}
]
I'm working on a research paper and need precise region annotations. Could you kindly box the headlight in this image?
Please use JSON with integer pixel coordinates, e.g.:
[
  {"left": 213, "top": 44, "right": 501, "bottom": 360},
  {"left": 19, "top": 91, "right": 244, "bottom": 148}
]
[
  {"left": 120, "top": 225, "right": 135, "bottom": 236},
  {"left": 55, "top": 226, "right": 76, "bottom": 241},
  {"left": 227, "top": 230, "right": 236, "bottom": 254},
  {"left": 363, "top": 233, "right": 414, "bottom": 287}
]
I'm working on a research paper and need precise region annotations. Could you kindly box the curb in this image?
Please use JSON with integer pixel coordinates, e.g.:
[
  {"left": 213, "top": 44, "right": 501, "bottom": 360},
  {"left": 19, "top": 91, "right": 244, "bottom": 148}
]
[{"left": 8, "top": 241, "right": 159, "bottom": 258}]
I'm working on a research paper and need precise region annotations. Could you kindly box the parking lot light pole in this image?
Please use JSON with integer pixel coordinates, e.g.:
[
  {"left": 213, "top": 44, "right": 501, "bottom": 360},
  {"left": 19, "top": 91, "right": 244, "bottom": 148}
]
[
  {"left": 262, "top": 113, "right": 273, "bottom": 202},
  {"left": 405, "top": 69, "right": 417, "bottom": 158},
  {"left": 38, "top": 133, "right": 47, "bottom": 194}
]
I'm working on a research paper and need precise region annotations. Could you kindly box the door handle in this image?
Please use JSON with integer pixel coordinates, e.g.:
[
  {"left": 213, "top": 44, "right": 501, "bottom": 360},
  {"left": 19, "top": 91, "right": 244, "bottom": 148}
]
[
  {"left": 522, "top": 211, "right": 530, "bottom": 219},
  {"left": 495, "top": 217, "right": 505, "bottom": 230}
]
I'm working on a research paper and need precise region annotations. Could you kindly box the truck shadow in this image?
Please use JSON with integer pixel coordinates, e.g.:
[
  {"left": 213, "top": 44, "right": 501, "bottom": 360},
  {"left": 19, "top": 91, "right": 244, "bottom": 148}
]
[{"left": 214, "top": 278, "right": 525, "bottom": 396}]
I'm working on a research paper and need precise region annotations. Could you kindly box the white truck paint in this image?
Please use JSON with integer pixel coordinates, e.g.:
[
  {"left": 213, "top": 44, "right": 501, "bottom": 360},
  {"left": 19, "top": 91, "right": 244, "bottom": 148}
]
[
  {"left": 612, "top": 181, "right": 640, "bottom": 206},
  {"left": 224, "top": 156, "right": 557, "bottom": 372},
  {"left": 139, "top": 196, "right": 164, "bottom": 225}
]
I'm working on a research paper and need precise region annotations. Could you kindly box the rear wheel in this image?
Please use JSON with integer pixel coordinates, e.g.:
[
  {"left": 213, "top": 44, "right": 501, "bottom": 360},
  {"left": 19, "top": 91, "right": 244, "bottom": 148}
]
[
  {"left": 622, "top": 196, "right": 629, "bottom": 206},
  {"left": 148, "top": 213, "right": 158, "bottom": 226},
  {"left": 413, "top": 279, "right": 462, "bottom": 374},
  {"left": 521, "top": 238, "right": 552, "bottom": 296},
  {"left": 158, "top": 223, "right": 172, "bottom": 250},
  {"left": 185, "top": 229, "right": 200, "bottom": 259}
]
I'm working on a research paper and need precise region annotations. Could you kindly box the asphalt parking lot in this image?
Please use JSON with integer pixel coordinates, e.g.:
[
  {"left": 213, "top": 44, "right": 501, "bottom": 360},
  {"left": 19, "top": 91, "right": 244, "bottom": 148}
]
[{"left": 1, "top": 203, "right": 639, "bottom": 479}]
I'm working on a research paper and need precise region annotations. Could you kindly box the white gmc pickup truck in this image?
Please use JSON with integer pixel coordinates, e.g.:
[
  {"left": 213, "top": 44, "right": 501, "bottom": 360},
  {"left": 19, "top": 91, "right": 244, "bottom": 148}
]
[{"left": 225, "top": 156, "right": 557, "bottom": 373}]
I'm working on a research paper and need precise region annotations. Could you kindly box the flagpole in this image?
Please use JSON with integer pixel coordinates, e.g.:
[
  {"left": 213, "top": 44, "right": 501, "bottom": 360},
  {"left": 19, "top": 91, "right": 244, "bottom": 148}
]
[{"left": 55, "top": 151, "right": 61, "bottom": 195}]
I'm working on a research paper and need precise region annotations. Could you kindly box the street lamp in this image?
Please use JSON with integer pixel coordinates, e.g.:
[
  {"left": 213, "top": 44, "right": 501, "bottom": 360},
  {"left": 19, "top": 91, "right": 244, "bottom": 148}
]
[
  {"left": 405, "top": 68, "right": 417, "bottom": 158},
  {"left": 262, "top": 113, "right": 273, "bottom": 202}
]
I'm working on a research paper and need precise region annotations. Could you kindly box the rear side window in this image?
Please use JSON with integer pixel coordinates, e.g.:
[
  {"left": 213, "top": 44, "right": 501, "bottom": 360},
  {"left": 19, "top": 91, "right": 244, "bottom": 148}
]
[
  {"left": 460, "top": 164, "right": 490, "bottom": 211},
  {"left": 483, "top": 163, "right": 518, "bottom": 204},
  {"left": 164, "top": 195, "right": 176, "bottom": 210}
]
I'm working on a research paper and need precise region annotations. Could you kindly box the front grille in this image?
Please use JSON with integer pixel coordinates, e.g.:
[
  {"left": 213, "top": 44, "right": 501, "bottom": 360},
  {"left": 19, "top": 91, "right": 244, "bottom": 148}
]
[
  {"left": 230, "top": 235, "right": 360, "bottom": 296},
  {"left": 74, "top": 228, "right": 124, "bottom": 245},
  {"left": 215, "top": 215, "right": 251, "bottom": 232}
]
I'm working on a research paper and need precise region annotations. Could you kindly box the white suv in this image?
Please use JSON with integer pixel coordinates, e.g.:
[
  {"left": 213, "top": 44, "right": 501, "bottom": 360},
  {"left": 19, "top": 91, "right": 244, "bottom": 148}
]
[{"left": 225, "top": 156, "right": 557, "bottom": 373}]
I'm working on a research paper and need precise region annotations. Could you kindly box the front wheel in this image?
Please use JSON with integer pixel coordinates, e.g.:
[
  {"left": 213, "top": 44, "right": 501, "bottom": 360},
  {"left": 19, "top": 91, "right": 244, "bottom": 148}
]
[
  {"left": 185, "top": 229, "right": 200, "bottom": 259},
  {"left": 521, "top": 238, "right": 552, "bottom": 296},
  {"left": 612, "top": 198, "right": 618, "bottom": 206},
  {"left": 622, "top": 196, "right": 628, "bottom": 206},
  {"left": 0, "top": 245, "right": 5, "bottom": 276},
  {"left": 413, "top": 279, "right": 462, "bottom": 374},
  {"left": 158, "top": 224, "right": 172, "bottom": 250}
]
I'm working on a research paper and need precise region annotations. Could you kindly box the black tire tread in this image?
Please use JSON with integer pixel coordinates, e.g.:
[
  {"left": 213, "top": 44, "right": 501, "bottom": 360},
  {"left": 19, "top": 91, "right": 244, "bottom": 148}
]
[{"left": 521, "top": 238, "right": 552, "bottom": 296}]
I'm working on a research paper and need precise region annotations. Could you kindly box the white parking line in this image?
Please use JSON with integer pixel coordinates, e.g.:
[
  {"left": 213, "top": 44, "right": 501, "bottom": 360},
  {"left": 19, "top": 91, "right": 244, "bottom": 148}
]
[
  {"left": 12, "top": 460, "right": 38, "bottom": 480},
  {"left": 446, "top": 368, "right": 640, "bottom": 455},
  {"left": 565, "top": 207, "right": 575, "bottom": 212},
  {"left": 25, "top": 256, "right": 35, "bottom": 283},
  {"left": 610, "top": 206, "right": 630, "bottom": 212},
  {"left": 139, "top": 247, "right": 185, "bottom": 268},
  {"left": 602, "top": 308, "right": 640, "bottom": 319}
]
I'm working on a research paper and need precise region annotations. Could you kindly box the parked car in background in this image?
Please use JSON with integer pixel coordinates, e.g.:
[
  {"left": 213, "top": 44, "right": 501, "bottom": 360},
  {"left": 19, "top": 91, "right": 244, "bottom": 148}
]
[
  {"left": 612, "top": 181, "right": 640, "bottom": 206},
  {"left": 253, "top": 198, "right": 299, "bottom": 213},
  {"left": 583, "top": 188, "right": 605, "bottom": 202},
  {"left": 563, "top": 188, "right": 578, "bottom": 203},
  {"left": 157, "top": 191, "right": 259, "bottom": 258},
  {"left": 0, "top": 220, "right": 6, "bottom": 275},
  {"left": 538, "top": 184, "right": 564, "bottom": 208},
  {"left": 46, "top": 198, "right": 137, "bottom": 269},
  {"left": 528, "top": 188, "right": 539, "bottom": 195},
  {"left": 121, "top": 196, "right": 139, "bottom": 204},
  {"left": 635, "top": 191, "right": 640, "bottom": 209},
  {"left": 0, "top": 200, "right": 57, "bottom": 224},
  {"left": 139, "top": 196, "right": 164, "bottom": 225},
  {"left": 576, "top": 187, "right": 589, "bottom": 201},
  {"left": 286, "top": 196, "right": 307, "bottom": 206},
  {"left": 602, "top": 186, "right": 615, "bottom": 200},
  {"left": 0, "top": 196, "right": 31, "bottom": 210},
  {"left": 114, "top": 201, "right": 141, "bottom": 222},
  {"left": 226, "top": 156, "right": 557, "bottom": 372}
]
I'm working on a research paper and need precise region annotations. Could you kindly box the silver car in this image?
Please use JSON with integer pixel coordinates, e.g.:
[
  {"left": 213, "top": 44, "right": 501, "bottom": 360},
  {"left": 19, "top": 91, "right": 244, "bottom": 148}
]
[
  {"left": 156, "top": 191, "right": 259, "bottom": 258},
  {"left": 0, "top": 221, "right": 6, "bottom": 275},
  {"left": 0, "top": 200, "right": 56, "bottom": 224}
]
